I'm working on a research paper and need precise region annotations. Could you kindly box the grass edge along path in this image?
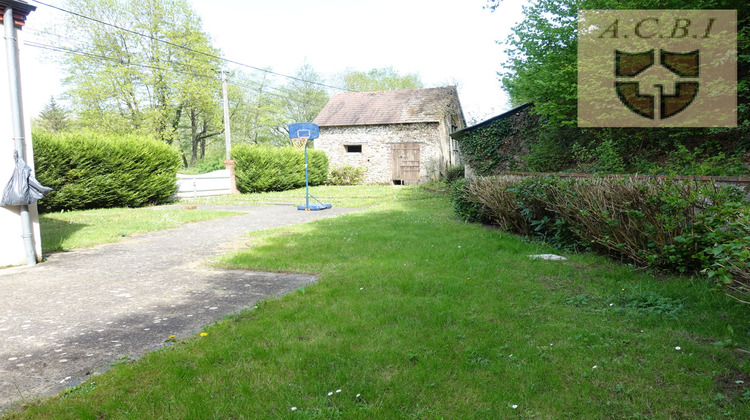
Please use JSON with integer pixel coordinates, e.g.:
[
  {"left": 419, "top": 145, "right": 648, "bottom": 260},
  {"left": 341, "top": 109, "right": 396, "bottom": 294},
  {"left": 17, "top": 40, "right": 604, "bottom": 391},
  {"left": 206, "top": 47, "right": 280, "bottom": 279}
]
[
  {"left": 40, "top": 207, "right": 240, "bottom": 253},
  {"left": 9, "top": 194, "right": 750, "bottom": 418}
]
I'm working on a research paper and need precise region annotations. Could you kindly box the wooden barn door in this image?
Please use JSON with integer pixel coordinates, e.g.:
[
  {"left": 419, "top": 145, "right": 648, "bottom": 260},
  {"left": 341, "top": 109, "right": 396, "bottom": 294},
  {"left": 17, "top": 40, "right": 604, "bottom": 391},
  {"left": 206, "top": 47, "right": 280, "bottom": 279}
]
[{"left": 391, "top": 143, "right": 421, "bottom": 185}]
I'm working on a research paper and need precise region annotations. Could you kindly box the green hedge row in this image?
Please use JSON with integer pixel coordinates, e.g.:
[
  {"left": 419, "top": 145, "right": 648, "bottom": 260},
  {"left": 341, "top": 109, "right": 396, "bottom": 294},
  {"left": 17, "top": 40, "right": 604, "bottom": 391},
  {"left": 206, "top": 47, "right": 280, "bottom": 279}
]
[
  {"left": 231, "top": 144, "right": 328, "bottom": 193},
  {"left": 451, "top": 175, "right": 750, "bottom": 303},
  {"left": 33, "top": 130, "right": 180, "bottom": 212}
]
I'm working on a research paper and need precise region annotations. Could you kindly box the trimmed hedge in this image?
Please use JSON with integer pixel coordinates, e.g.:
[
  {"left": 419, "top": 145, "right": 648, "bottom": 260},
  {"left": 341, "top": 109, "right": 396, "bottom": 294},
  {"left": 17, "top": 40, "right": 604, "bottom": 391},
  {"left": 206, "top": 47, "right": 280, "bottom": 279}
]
[
  {"left": 231, "top": 144, "right": 328, "bottom": 193},
  {"left": 33, "top": 131, "right": 180, "bottom": 212}
]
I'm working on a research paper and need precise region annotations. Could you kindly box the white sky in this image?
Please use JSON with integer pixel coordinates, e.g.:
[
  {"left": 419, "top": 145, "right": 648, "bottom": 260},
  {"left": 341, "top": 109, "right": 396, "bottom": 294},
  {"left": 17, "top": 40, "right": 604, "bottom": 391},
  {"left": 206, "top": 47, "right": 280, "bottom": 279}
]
[{"left": 19, "top": 0, "right": 527, "bottom": 125}]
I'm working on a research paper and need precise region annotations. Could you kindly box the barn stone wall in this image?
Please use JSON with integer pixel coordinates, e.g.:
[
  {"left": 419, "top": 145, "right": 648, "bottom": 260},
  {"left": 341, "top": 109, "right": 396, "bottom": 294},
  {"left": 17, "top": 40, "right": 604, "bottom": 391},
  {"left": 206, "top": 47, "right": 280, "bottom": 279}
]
[{"left": 316, "top": 123, "right": 446, "bottom": 184}]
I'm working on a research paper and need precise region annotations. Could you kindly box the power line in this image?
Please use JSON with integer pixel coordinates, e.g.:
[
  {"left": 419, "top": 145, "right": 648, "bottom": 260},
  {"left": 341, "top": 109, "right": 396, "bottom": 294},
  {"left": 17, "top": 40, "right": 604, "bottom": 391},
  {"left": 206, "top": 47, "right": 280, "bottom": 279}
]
[
  {"left": 24, "top": 41, "right": 219, "bottom": 81},
  {"left": 24, "top": 40, "right": 310, "bottom": 104},
  {"left": 28, "top": 0, "right": 353, "bottom": 92},
  {"left": 26, "top": 29, "right": 226, "bottom": 78}
]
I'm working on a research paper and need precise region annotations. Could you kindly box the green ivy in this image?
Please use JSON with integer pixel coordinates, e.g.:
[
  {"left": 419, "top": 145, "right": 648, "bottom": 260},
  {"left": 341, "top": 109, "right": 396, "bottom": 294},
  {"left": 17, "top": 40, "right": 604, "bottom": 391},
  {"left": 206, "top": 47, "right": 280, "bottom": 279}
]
[{"left": 457, "top": 108, "right": 538, "bottom": 176}]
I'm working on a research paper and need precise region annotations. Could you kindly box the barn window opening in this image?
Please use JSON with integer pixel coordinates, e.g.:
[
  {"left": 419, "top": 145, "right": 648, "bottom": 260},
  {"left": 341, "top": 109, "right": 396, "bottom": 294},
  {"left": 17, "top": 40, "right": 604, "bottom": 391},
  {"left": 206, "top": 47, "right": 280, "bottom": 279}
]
[
  {"left": 345, "top": 145, "right": 362, "bottom": 153},
  {"left": 393, "top": 180, "right": 404, "bottom": 185}
]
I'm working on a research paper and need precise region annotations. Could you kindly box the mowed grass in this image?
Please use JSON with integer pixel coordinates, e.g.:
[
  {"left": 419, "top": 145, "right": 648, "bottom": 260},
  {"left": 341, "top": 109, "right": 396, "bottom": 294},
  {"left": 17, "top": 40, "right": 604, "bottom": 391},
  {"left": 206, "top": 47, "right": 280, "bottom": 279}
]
[
  {"left": 40, "top": 207, "right": 240, "bottom": 253},
  {"left": 178, "top": 184, "right": 427, "bottom": 208},
  {"left": 11, "top": 192, "right": 750, "bottom": 418}
]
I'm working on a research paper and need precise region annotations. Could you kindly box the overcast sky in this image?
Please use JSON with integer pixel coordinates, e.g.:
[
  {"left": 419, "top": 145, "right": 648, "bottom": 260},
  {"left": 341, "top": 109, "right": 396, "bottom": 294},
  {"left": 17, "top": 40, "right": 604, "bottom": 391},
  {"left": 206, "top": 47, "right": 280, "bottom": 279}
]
[{"left": 20, "top": 0, "right": 527, "bottom": 124}]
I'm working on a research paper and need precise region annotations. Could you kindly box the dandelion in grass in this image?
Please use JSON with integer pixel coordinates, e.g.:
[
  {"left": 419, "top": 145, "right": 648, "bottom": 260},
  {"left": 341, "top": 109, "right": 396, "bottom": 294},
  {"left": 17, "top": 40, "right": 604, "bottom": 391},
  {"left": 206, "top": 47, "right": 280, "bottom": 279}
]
[
  {"left": 169, "top": 335, "right": 175, "bottom": 339},
  {"left": 200, "top": 332, "right": 208, "bottom": 337}
]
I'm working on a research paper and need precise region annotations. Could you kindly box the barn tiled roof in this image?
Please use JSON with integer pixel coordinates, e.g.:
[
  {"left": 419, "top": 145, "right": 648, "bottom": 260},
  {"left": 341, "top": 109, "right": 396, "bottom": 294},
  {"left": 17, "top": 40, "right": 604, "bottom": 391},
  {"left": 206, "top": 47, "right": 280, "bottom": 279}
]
[{"left": 314, "top": 86, "right": 460, "bottom": 127}]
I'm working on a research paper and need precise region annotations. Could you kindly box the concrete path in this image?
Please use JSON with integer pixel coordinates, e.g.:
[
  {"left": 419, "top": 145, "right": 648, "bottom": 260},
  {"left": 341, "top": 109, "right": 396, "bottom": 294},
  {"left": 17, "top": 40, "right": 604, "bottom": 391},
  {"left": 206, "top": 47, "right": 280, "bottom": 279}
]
[{"left": 0, "top": 204, "right": 362, "bottom": 412}]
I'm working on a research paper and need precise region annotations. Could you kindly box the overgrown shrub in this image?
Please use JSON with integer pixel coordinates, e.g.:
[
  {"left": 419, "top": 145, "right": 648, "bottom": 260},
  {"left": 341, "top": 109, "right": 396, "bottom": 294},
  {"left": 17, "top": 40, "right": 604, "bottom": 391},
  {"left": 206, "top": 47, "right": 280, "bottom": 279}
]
[
  {"left": 232, "top": 144, "right": 328, "bottom": 193},
  {"left": 450, "top": 178, "right": 491, "bottom": 224},
  {"left": 33, "top": 130, "right": 180, "bottom": 212},
  {"left": 465, "top": 176, "right": 528, "bottom": 234},
  {"left": 453, "top": 175, "right": 750, "bottom": 302},
  {"left": 327, "top": 165, "right": 366, "bottom": 186},
  {"left": 701, "top": 206, "right": 750, "bottom": 304},
  {"left": 444, "top": 165, "right": 465, "bottom": 184}
]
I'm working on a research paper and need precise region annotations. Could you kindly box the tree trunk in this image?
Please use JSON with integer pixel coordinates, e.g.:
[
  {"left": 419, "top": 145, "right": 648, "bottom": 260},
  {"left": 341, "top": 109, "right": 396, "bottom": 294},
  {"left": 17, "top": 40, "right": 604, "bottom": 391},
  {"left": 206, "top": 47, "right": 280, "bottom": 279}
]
[{"left": 190, "top": 108, "right": 199, "bottom": 165}]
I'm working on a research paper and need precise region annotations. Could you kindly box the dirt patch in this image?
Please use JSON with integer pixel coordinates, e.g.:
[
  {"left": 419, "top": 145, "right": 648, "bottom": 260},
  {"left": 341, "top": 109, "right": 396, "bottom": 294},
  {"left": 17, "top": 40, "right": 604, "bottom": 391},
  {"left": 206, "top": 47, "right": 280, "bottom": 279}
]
[{"left": 715, "top": 369, "right": 750, "bottom": 402}]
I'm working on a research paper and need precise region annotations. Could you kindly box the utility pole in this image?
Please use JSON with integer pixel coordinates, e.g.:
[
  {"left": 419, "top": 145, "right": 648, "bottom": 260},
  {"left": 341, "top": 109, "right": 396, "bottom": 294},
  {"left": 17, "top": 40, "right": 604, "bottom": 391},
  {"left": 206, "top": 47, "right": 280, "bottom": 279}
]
[
  {"left": 221, "top": 70, "right": 231, "bottom": 160},
  {"left": 221, "top": 70, "right": 238, "bottom": 193}
]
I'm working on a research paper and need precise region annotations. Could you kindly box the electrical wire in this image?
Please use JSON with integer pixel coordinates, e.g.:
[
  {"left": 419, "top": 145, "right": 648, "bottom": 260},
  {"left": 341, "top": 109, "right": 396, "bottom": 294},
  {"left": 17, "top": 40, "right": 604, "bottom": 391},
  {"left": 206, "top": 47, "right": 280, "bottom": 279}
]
[
  {"left": 24, "top": 40, "right": 315, "bottom": 104},
  {"left": 24, "top": 40, "right": 220, "bottom": 81},
  {"left": 28, "top": 0, "right": 354, "bottom": 92}
]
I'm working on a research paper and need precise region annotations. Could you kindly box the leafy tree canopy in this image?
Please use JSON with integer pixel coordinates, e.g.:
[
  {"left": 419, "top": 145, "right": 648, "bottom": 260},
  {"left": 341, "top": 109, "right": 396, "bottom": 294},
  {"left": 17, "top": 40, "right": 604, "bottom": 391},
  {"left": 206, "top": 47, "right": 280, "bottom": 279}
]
[
  {"left": 492, "top": 0, "right": 748, "bottom": 130},
  {"left": 337, "top": 66, "right": 424, "bottom": 92},
  {"left": 485, "top": 0, "right": 749, "bottom": 174}
]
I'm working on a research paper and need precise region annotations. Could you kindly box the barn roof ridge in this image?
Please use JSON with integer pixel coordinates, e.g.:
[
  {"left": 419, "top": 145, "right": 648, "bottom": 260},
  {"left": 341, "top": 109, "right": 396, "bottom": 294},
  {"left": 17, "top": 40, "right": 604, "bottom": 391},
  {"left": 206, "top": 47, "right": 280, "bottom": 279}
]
[{"left": 314, "top": 86, "right": 461, "bottom": 127}]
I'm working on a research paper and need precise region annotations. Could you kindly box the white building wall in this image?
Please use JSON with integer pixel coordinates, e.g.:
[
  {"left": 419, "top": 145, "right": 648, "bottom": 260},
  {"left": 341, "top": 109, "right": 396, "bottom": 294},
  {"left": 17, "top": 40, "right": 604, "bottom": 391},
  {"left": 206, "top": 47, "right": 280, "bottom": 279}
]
[
  {"left": 316, "top": 122, "right": 445, "bottom": 184},
  {"left": 0, "top": 24, "right": 42, "bottom": 267}
]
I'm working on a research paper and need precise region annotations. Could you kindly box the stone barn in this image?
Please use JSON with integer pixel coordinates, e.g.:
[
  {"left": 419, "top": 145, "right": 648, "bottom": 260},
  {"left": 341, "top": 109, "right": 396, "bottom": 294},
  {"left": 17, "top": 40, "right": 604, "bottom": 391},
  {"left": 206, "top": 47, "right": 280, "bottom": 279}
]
[{"left": 313, "top": 86, "right": 465, "bottom": 185}]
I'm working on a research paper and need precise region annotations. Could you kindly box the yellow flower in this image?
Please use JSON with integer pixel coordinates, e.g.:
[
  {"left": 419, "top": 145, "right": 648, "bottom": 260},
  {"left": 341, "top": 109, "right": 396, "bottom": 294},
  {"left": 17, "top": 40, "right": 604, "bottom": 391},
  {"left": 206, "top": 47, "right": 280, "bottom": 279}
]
[
  {"left": 169, "top": 335, "right": 175, "bottom": 339},
  {"left": 200, "top": 333, "right": 208, "bottom": 337}
]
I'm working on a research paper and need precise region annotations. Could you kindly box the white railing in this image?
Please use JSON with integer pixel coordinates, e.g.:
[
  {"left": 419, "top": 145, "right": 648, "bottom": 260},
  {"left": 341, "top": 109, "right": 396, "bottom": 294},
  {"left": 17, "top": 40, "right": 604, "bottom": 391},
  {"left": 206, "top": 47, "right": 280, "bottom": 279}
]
[{"left": 175, "top": 169, "right": 232, "bottom": 198}]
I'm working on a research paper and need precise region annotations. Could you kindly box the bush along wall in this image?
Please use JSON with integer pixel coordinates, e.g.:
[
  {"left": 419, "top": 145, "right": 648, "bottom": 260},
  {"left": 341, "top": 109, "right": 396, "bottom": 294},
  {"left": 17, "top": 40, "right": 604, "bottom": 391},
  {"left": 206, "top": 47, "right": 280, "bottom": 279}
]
[
  {"left": 33, "top": 130, "right": 180, "bottom": 212},
  {"left": 232, "top": 144, "right": 328, "bottom": 193},
  {"left": 451, "top": 175, "right": 750, "bottom": 303}
]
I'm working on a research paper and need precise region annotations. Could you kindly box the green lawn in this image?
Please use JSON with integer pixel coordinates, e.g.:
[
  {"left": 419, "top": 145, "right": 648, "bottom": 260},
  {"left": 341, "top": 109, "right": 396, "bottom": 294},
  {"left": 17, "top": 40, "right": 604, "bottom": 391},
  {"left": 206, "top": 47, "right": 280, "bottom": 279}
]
[
  {"left": 178, "top": 184, "right": 431, "bottom": 208},
  {"left": 12, "top": 190, "right": 750, "bottom": 418},
  {"left": 40, "top": 207, "right": 239, "bottom": 253}
]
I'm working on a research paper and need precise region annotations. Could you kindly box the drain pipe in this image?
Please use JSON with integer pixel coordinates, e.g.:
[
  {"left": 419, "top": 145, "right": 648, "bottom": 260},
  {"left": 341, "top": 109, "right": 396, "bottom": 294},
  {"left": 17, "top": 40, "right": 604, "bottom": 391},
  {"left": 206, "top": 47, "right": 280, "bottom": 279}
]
[{"left": 4, "top": 4, "right": 37, "bottom": 266}]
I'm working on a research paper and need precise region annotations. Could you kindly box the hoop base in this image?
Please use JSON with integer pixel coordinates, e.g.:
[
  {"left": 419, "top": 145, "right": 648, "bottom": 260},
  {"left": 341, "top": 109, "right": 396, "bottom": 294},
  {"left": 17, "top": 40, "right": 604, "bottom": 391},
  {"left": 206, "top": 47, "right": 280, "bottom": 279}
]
[{"left": 297, "top": 203, "right": 332, "bottom": 211}]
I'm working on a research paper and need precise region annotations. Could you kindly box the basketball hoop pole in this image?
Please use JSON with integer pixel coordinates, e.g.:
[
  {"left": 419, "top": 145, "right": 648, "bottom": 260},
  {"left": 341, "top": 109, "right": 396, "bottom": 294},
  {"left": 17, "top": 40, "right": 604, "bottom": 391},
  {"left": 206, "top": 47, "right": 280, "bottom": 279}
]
[
  {"left": 302, "top": 137, "right": 310, "bottom": 209},
  {"left": 289, "top": 122, "right": 330, "bottom": 211}
]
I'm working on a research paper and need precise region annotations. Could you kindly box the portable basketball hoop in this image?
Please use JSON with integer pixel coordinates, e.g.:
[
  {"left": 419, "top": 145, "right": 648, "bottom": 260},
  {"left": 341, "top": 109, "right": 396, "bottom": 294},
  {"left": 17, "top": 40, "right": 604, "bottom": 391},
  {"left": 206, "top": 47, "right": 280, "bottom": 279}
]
[{"left": 289, "top": 122, "right": 331, "bottom": 211}]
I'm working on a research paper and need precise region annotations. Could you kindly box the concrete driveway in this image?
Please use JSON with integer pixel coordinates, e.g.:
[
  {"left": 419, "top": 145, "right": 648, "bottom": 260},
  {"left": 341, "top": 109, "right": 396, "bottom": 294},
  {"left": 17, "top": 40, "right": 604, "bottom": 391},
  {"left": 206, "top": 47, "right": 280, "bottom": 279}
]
[{"left": 0, "top": 204, "right": 361, "bottom": 412}]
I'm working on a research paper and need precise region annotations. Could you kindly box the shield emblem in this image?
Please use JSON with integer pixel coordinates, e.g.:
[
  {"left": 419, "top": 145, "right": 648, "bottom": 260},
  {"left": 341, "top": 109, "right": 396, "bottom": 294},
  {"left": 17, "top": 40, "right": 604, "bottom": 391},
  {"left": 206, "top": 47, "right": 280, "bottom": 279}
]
[{"left": 614, "top": 49, "right": 700, "bottom": 120}]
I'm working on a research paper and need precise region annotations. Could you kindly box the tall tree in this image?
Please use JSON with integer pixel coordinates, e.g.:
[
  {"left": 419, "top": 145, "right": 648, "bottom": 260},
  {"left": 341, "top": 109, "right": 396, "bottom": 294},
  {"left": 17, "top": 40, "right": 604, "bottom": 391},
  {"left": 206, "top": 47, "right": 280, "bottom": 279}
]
[
  {"left": 278, "top": 63, "right": 330, "bottom": 132},
  {"left": 228, "top": 70, "right": 288, "bottom": 146},
  {"left": 495, "top": 0, "right": 748, "bottom": 129},
  {"left": 55, "top": 0, "right": 224, "bottom": 163},
  {"left": 37, "top": 96, "right": 70, "bottom": 132},
  {"left": 490, "top": 0, "right": 749, "bottom": 171},
  {"left": 337, "top": 66, "right": 424, "bottom": 92}
]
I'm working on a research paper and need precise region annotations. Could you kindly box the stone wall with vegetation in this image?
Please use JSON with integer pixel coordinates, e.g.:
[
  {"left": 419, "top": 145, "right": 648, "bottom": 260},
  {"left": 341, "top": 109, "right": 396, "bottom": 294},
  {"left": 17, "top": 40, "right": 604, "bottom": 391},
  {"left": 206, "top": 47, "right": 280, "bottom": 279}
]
[
  {"left": 317, "top": 123, "right": 444, "bottom": 184},
  {"left": 455, "top": 107, "right": 539, "bottom": 177}
]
